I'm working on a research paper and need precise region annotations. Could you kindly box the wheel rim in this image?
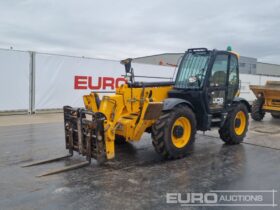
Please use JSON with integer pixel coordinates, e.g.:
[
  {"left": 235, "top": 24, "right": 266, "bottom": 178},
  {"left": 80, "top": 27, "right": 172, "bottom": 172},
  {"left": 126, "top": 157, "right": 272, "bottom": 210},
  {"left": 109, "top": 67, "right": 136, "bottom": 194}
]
[
  {"left": 234, "top": 111, "right": 246, "bottom": 136},
  {"left": 171, "top": 117, "right": 191, "bottom": 148}
]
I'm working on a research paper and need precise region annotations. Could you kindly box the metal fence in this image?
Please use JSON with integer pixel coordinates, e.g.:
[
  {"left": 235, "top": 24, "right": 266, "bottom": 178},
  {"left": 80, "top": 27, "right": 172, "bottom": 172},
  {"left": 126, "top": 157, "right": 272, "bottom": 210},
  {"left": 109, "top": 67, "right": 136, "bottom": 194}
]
[{"left": 0, "top": 48, "right": 174, "bottom": 114}]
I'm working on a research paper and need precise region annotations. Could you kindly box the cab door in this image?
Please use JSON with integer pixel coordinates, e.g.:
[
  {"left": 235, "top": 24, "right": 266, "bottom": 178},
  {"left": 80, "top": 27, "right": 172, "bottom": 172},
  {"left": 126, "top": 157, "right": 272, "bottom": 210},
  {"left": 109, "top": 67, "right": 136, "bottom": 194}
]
[
  {"left": 226, "top": 54, "right": 239, "bottom": 106},
  {"left": 207, "top": 53, "right": 229, "bottom": 113}
]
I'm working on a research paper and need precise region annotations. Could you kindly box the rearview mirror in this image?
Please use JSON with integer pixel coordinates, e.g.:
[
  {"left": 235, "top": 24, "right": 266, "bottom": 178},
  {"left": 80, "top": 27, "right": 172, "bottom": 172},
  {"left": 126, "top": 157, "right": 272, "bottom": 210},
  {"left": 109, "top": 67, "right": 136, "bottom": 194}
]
[
  {"left": 120, "top": 58, "right": 133, "bottom": 73},
  {"left": 125, "top": 62, "right": 131, "bottom": 73}
]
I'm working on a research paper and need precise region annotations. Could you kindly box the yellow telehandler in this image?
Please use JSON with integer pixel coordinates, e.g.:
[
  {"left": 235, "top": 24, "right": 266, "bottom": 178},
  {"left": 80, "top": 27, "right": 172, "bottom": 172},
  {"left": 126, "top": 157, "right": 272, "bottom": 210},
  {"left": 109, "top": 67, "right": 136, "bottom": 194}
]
[{"left": 23, "top": 48, "right": 250, "bottom": 176}]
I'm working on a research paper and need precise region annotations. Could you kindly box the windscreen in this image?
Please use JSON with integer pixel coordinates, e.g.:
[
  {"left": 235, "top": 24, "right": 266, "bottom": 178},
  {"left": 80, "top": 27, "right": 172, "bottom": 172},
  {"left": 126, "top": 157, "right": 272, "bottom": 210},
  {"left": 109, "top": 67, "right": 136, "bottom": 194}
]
[{"left": 175, "top": 52, "right": 210, "bottom": 89}]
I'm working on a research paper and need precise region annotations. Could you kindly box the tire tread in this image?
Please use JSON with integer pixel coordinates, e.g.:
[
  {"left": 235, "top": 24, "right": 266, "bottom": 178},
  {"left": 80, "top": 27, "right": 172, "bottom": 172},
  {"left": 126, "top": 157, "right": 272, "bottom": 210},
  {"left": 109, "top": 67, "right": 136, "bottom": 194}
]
[{"left": 152, "top": 105, "right": 196, "bottom": 159}]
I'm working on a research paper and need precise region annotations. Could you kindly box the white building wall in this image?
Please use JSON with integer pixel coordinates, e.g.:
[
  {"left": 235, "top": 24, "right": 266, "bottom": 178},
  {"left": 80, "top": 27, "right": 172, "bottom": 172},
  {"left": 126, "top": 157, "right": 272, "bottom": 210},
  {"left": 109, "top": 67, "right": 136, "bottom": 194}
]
[
  {"left": 257, "top": 62, "right": 280, "bottom": 76},
  {"left": 0, "top": 49, "right": 30, "bottom": 112}
]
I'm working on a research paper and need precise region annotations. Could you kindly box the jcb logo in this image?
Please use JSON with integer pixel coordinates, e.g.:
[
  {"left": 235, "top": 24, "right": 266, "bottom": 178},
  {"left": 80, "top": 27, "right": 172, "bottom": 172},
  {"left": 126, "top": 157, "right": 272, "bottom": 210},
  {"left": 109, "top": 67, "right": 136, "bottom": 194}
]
[{"left": 74, "top": 75, "right": 126, "bottom": 90}]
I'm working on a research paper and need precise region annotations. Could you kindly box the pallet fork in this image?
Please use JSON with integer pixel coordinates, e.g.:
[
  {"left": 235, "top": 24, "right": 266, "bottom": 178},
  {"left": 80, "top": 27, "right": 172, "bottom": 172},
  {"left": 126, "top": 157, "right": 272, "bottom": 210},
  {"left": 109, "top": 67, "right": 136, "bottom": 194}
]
[{"left": 21, "top": 106, "right": 106, "bottom": 177}]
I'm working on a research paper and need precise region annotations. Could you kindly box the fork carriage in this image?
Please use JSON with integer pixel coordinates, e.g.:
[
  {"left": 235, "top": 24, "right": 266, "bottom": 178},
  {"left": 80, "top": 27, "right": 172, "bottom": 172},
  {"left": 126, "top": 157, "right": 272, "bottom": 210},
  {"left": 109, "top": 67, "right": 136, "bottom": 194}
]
[{"left": 63, "top": 106, "right": 107, "bottom": 163}]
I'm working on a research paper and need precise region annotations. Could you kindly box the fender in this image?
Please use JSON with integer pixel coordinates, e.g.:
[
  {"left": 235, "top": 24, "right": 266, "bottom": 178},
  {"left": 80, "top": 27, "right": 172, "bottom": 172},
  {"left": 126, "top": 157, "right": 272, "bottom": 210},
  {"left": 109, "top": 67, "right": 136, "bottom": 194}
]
[
  {"left": 233, "top": 97, "right": 251, "bottom": 112},
  {"left": 162, "top": 98, "right": 194, "bottom": 111}
]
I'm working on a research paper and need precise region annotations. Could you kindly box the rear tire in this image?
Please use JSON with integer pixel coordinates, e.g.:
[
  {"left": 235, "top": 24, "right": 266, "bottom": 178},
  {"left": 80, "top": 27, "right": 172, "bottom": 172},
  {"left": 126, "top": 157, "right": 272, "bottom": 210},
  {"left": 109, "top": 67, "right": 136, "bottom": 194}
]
[
  {"left": 219, "top": 103, "right": 249, "bottom": 144},
  {"left": 271, "top": 112, "right": 280, "bottom": 119},
  {"left": 251, "top": 98, "right": 265, "bottom": 121},
  {"left": 151, "top": 105, "right": 196, "bottom": 159}
]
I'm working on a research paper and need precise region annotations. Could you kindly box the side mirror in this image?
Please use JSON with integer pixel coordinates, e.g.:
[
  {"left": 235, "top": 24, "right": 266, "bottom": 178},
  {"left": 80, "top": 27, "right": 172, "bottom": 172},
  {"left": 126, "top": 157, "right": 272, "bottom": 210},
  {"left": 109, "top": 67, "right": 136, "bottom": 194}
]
[
  {"left": 125, "top": 63, "right": 131, "bottom": 73},
  {"left": 120, "top": 58, "right": 133, "bottom": 73}
]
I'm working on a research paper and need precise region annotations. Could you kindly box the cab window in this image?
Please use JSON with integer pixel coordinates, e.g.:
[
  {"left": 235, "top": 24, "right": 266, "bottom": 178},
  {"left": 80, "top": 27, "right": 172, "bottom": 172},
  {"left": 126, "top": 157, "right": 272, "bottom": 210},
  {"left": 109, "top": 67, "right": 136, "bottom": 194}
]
[
  {"left": 229, "top": 55, "right": 238, "bottom": 86},
  {"left": 210, "top": 54, "right": 228, "bottom": 86},
  {"left": 227, "top": 55, "right": 239, "bottom": 100}
]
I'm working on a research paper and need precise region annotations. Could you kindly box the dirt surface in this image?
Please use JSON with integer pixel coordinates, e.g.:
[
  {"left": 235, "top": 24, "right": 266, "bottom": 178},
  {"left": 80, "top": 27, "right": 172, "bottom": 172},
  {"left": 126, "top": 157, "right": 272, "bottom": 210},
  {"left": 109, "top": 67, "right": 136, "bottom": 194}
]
[{"left": 0, "top": 113, "right": 280, "bottom": 210}]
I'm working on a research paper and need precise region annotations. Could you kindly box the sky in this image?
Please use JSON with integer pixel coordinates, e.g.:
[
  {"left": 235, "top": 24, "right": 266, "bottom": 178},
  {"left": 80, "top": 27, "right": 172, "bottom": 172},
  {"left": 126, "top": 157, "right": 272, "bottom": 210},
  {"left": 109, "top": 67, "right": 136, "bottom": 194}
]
[{"left": 0, "top": 0, "right": 280, "bottom": 64}]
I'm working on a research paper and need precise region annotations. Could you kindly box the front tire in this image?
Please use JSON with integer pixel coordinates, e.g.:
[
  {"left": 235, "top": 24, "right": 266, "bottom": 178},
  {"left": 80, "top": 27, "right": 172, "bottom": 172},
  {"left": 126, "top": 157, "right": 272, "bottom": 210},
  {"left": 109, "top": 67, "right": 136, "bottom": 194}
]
[
  {"left": 219, "top": 103, "right": 249, "bottom": 144},
  {"left": 251, "top": 98, "right": 265, "bottom": 121},
  {"left": 151, "top": 105, "right": 196, "bottom": 159}
]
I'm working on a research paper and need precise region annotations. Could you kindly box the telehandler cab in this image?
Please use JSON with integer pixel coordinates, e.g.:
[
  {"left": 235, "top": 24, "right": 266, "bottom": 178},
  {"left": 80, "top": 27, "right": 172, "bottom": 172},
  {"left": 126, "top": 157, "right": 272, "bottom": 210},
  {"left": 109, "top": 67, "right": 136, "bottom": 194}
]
[{"left": 23, "top": 48, "right": 250, "bottom": 176}]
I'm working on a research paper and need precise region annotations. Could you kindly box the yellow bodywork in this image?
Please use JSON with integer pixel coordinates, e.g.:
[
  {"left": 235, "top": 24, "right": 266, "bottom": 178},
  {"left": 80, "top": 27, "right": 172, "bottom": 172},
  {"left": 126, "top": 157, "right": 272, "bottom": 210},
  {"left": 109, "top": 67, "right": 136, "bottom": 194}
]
[
  {"left": 83, "top": 84, "right": 173, "bottom": 159},
  {"left": 250, "top": 81, "right": 280, "bottom": 112}
]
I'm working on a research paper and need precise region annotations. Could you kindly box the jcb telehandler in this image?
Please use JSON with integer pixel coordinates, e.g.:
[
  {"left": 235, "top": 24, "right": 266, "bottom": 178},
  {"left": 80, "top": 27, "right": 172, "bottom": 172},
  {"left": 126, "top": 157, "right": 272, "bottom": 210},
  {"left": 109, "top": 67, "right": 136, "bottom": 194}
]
[{"left": 23, "top": 48, "right": 250, "bottom": 176}]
